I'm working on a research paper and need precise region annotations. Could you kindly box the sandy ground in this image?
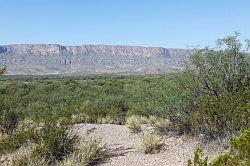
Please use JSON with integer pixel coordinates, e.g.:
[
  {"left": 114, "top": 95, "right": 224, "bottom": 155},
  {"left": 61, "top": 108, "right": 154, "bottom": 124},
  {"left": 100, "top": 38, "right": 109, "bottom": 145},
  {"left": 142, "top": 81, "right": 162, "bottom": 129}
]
[{"left": 73, "top": 124, "right": 225, "bottom": 166}]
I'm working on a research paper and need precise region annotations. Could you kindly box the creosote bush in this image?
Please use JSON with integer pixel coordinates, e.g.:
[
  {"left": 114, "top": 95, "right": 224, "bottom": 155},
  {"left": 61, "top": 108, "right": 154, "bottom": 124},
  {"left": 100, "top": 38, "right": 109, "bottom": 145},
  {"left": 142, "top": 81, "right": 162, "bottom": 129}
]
[
  {"left": 0, "top": 128, "right": 39, "bottom": 156},
  {"left": 188, "top": 147, "right": 208, "bottom": 166},
  {"left": 212, "top": 129, "right": 250, "bottom": 166},
  {"left": 0, "top": 120, "right": 79, "bottom": 165},
  {"left": 188, "top": 129, "right": 250, "bottom": 166},
  {"left": 0, "top": 73, "right": 185, "bottom": 129},
  {"left": 176, "top": 33, "right": 250, "bottom": 137},
  {"left": 0, "top": 110, "right": 19, "bottom": 134},
  {"left": 126, "top": 115, "right": 142, "bottom": 133},
  {"left": 191, "top": 91, "right": 249, "bottom": 139},
  {"left": 36, "top": 123, "right": 79, "bottom": 163},
  {"left": 230, "top": 130, "right": 250, "bottom": 159},
  {"left": 140, "top": 132, "right": 163, "bottom": 154}
]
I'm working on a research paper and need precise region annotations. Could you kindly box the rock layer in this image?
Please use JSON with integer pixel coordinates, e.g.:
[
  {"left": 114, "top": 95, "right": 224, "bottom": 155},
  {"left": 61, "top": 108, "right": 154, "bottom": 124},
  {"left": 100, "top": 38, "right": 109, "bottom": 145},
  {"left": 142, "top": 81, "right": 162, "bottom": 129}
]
[{"left": 0, "top": 44, "right": 194, "bottom": 75}]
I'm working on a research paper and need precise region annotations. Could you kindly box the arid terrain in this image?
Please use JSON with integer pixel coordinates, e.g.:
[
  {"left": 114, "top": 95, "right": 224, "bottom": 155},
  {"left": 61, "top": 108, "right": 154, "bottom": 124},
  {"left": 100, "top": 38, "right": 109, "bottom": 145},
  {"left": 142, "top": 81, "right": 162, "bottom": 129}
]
[
  {"left": 0, "top": 34, "right": 249, "bottom": 166},
  {"left": 74, "top": 124, "right": 225, "bottom": 166}
]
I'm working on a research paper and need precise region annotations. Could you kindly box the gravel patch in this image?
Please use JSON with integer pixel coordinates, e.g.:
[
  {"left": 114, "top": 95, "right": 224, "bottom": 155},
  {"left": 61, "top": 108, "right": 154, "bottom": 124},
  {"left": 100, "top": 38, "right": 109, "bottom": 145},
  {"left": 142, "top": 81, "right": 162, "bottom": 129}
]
[{"left": 73, "top": 124, "right": 225, "bottom": 166}]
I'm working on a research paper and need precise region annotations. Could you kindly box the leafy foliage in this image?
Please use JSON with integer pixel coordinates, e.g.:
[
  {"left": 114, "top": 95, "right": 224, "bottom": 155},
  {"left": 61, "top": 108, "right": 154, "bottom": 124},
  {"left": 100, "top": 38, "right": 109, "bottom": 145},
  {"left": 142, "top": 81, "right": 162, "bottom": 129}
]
[
  {"left": 229, "top": 130, "right": 250, "bottom": 161},
  {"left": 0, "top": 120, "right": 78, "bottom": 164},
  {"left": 178, "top": 33, "right": 250, "bottom": 137},
  {"left": 191, "top": 91, "right": 249, "bottom": 138},
  {"left": 0, "top": 74, "right": 185, "bottom": 125},
  {"left": 188, "top": 130, "right": 250, "bottom": 166},
  {"left": 0, "top": 110, "right": 19, "bottom": 134},
  {"left": 0, "top": 33, "right": 249, "bottom": 165},
  {"left": 0, "top": 128, "right": 39, "bottom": 156},
  {"left": 188, "top": 147, "right": 208, "bottom": 166},
  {"left": 36, "top": 123, "right": 79, "bottom": 163},
  {"left": 188, "top": 32, "right": 249, "bottom": 99},
  {"left": 211, "top": 130, "right": 250, "bottom": 165}
]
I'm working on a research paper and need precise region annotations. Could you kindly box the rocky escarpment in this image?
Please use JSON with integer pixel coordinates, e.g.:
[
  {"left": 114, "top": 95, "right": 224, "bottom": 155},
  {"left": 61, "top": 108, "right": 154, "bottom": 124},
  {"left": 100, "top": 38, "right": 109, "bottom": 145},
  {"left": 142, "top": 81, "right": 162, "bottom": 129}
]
[{"left": 0, "top": 44, "right": 195, "bottom": 75}]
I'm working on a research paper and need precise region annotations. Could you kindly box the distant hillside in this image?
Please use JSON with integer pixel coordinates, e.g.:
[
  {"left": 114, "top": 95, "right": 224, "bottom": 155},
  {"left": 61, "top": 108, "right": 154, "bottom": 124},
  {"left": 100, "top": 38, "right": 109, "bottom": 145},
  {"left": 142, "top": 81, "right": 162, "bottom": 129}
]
[{"left": 0, "top": 44, "right": 195, "bottom": 75}]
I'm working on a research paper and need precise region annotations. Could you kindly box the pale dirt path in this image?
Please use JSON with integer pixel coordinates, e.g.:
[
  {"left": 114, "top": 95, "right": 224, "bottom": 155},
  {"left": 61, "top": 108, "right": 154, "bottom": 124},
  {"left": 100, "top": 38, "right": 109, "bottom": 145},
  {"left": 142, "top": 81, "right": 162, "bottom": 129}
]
[{"left": 73, "top": 124, "right": 224, "bottom": 166}]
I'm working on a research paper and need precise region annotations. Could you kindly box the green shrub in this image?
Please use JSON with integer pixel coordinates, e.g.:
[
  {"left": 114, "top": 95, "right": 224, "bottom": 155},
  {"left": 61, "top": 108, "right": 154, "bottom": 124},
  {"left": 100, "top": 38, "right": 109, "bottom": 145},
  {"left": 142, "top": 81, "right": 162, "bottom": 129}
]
[
  {"left": 177, "top": 33, "right": 250, "bottom": 137},
  {"left": 0, "top": 110, "right": 19, "bottom": 134},
  {"left": 191, "top": 91, "right": 249, "bottom": 138},
  {"left": 0, "top": 74, "right": 188, "bottom": 133},
  {"left": 56, "top": 116, "right": 72, "bottom": 126},
  {"left": 0, "top": 120, "right": 78, "bottom": 164},
  {"left": 12, "top": 156, "right": 30, "bottom": 166},
  {"left": 104, "top": 107, "right": 126, "bottom": 125},
  {"left": 230, "top": 129, "right": 250, "bottom": 159},
  {"left": 37, "top": 123, "right": 79, "bottom": 163},
  {"left": 30, "top": 144, "right": 48, "bottom": 162},
  {"left": 211, "top": 153, "right": 241, "bottom": 166},
  {"left": 188, "top": 147, "right": 208, "bottom": 166},
  {"left": 188, "top": 130, "right": 250, "bottom": 166},
  {"left": 0, "top": 128, "right": 39, "bottom": 156},
  {"left": 212, "top": 129, "right": 250, "bottom": 166},
  {"left": 126, "top": 115, "right": 142, "bottom": 133},
  {"left": 140, "top": 132, "right": 163, "bottom": 154}
]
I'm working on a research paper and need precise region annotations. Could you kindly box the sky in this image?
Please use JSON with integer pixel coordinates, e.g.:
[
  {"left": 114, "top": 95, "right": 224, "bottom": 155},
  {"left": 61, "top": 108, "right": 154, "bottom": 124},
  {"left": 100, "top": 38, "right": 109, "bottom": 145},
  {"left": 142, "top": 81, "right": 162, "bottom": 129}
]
[{"left": 0, "top": 0, "right": 249, "bottom": 48}]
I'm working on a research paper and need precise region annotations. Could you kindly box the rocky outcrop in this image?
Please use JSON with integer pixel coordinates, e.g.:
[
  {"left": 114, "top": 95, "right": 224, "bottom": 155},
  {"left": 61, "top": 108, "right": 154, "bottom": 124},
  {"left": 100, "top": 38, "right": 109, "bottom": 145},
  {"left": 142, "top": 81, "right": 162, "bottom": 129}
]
[{"left": 0, "top": 44, "right": 195, "bottom": 75}]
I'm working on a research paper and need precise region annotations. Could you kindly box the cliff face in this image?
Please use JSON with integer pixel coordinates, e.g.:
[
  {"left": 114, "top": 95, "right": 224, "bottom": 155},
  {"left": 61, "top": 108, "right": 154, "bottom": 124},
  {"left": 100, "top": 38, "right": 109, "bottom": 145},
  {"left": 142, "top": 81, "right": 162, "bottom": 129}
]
[{"left": 0, "top": 44, "right": 194, "bottom": 75}]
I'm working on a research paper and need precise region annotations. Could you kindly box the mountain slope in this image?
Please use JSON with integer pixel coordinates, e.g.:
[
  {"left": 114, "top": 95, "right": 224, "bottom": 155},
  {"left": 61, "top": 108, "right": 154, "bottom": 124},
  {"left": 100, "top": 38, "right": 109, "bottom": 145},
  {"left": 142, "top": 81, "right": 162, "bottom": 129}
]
[{"left": 0, "top": 44, "right": 195, "bottom": 75}]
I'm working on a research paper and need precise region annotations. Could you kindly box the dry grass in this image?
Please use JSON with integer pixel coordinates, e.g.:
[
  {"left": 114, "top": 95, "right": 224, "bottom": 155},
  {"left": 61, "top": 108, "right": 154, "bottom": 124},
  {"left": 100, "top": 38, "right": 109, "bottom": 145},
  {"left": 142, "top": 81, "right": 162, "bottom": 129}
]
[
  {"left": 126, "top": 115, "right": 142, "bottom": 133},
  {"left": 16, "top": 118, "right": 45, "bottom": 133},
  {"left": 0, "top": 143, "right": 47, "bottom": 166},
  {"left": 97, "top": 116, "right": 116, "bottom": 124},
  {"left": 12, "top": 155, "right": 48, "bottom": 166},
  {"left": 1, "top": 139, "right": 105, "bottom": 166},
  {"left": 97, "top": 116, "right": 126, "bottom": 125},
  {"left": 0, "top": 131, "right": 8, "bottom": 142},
  {"left": 71, "top": 113, "right": 92, "bottom": 124},
  {"left": 140, "top": 132, "right": 164, "bottom": 154},
  {"left": 148, "top": 116, "right": 171, "bottom": 132},
  {"left": 62, "top": 140, "right": 105, "bottom": 166}
]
